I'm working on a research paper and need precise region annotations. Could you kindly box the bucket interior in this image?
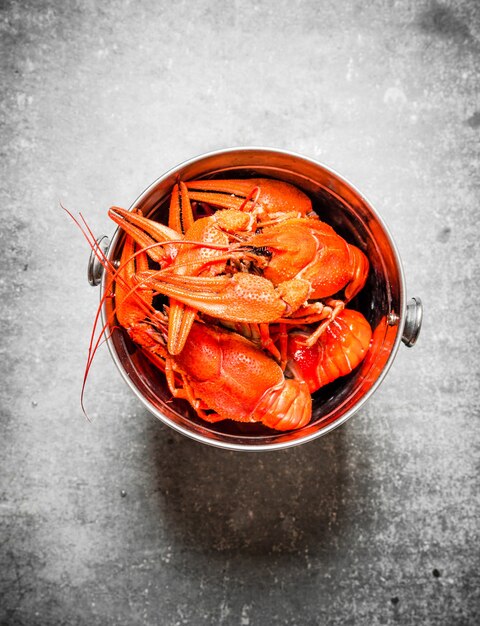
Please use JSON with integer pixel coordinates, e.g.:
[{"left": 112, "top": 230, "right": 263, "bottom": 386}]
[{"left": 103, "top": 149, "right": 405, "bottom": 449}]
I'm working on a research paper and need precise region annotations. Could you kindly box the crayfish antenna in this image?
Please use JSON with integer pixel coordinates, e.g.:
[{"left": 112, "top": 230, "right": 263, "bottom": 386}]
[
  {"left": 238, "top": 185, "right": 261, "bottom": 212},
  {"left": 64, "top": 206, "right": 160, "bottom": 419},
  {"left": 63, "top": 205, "right": 117, "bottom": 420}
]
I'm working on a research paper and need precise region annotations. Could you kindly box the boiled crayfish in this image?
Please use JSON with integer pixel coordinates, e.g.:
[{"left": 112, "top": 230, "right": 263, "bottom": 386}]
[{"left": 73, "top": 176, "right": 373, "bottom": 432}]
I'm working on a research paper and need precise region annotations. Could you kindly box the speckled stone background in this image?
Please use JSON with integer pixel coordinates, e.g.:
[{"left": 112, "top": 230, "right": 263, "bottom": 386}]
[{"left": 1, "top": 1, "right": 479, "bottom": 624}]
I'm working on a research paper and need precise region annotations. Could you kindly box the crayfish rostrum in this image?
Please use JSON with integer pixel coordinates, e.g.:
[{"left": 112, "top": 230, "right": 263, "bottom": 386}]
[{"left": 73, "top": 176, "right": 373, "bottom": 432}]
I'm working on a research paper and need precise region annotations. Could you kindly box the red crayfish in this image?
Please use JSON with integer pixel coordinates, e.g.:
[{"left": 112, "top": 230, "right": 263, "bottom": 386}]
[{"left": 72, "top": 177, "right": 373, "bottom": 431}]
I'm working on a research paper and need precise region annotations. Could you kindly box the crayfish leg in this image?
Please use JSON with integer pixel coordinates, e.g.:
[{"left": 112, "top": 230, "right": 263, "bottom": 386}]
[
  {"left": 277, "top": 322, "right": 288, "bottom": 370},
  {"left": 165, "top": 356, "right": 195, "bottom": 403},
  {"left": 279, "top": 299, "right": 345, "bottom": 348},
  {"left": 108, "top": 206, "right": 180, "bottom": 265},
  {"left": 165, "top": 356, "right": 223, "bottom": 422},
  {"left": 114, "top": 236, "right": 153, "bottom": 329},
  {"left": 136, "top": 271, "right": 290, "bottom": 324},
  {"left": 167, "top": 301, "right": 197, "bottom": 355},
  {"left": 185, "top": 178, "right": 312, "bottom": 219},
  {"left": 302, "top": 299, "right": 345, "bottom": 348},
  {"left": 258, "top": 323, "right": 282, "bottom": 362},
  {"left": 169, "top": 182, "right": 195, "bottom": 235}
]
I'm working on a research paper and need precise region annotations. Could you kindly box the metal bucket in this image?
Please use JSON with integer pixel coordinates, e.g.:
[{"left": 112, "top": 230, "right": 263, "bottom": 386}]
[{"left": 88, "top": 147, "right": 423, "bottom": 451}]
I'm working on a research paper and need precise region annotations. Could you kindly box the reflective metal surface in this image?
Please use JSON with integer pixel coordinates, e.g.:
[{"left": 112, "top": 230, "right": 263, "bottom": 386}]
[
  {"left": 95, "top": 147, "right": 422, "bottom": 451},
  {"left": 402, "top": 297, "right": 423, "bottom": 347}
]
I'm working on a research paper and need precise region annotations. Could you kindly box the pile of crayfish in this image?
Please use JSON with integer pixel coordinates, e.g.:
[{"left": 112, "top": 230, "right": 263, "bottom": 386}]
[{"left": 78, "top": 177, "right": 373, "bottom": 432}]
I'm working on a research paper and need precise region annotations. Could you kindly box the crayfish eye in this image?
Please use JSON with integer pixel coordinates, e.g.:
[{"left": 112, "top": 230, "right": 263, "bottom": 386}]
[{"left": 251, "top": 246, "right": 272, "bottom": 258}]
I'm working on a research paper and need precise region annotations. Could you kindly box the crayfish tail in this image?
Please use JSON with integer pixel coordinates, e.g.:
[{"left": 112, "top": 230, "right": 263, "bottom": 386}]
[{"left": 257, "top": 379, "right": 312, "bottom": 431}]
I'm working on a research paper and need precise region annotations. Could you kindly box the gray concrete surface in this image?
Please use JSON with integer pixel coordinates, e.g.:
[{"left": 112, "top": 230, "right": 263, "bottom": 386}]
[{"left": 1, "top": 0, "right": 479, "bottom": 624}]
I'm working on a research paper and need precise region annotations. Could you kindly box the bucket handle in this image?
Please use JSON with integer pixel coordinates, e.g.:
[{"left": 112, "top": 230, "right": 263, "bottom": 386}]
[
  {"left": 402, "top": 297, "right": 423, "bottom": 347},
  {"left": 87, "top": 235, "right": 110, "bottom": 286}
]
